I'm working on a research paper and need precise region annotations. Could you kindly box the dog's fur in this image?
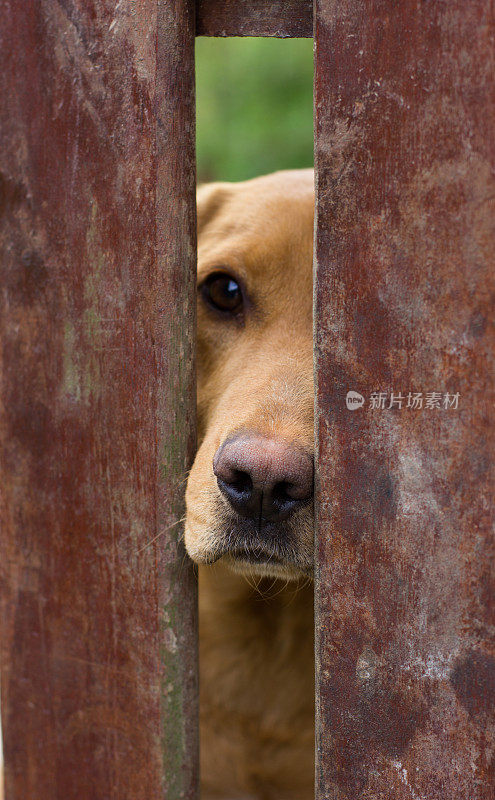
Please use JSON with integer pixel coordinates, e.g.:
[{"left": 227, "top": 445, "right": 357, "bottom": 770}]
[{"left": 185, "top": 170, "right": 315, "bottom": 800}]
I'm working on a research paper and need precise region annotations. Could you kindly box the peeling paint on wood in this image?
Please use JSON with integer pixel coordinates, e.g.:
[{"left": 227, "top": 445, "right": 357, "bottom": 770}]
[
  {"left": 0, "top": 2, "right": 198, "bottom": 798},
  {"left": 314, "top": 2, "right": 495, "bottom": 798}
]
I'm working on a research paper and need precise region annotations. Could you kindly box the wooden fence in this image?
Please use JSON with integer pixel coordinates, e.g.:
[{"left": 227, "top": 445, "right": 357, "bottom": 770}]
[{"left": 1, "top": 1, "right": 493, "bottom": 798}]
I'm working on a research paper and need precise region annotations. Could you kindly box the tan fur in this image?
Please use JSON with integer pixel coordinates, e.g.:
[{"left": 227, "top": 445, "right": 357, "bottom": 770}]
[{"left": 185, "top": 170, "right": 315, "bottom": 800}]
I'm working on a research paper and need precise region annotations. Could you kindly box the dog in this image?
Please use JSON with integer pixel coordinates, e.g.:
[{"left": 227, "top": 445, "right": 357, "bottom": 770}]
[{"left": 185, "top": 169, "right": 315, "bottom": 800}]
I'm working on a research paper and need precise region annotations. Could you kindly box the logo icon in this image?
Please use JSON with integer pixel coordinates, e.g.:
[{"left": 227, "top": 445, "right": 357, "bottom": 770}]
[{"left": 346, "top": 391, "right": 365, "bottom": 410}]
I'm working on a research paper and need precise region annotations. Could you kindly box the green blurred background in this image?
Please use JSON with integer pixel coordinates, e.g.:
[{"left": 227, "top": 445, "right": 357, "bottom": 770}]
[{"left": 196, "top": 37, "right": 314, "bottom": 183}]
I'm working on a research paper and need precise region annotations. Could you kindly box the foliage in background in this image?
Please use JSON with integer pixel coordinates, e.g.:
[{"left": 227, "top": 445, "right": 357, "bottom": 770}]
[{"left": 196, "top": 37, "right": 314, "bottom": 183}]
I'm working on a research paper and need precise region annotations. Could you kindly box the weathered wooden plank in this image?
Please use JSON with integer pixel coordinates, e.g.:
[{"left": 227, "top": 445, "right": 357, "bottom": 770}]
[
  {"left": 196, "top": 0, "right": 313, "bottom": 38},
  {"left": 315, "top": 2, "right": 494, "bottom": 798},
  {"left": 0, "top": 2, "right": 198, "bottom": 799}
]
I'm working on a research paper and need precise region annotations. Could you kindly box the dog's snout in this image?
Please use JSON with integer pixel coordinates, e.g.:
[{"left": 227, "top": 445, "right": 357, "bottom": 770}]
[{"left": 213, "top": 434, "right": 313, "bottom": 523}]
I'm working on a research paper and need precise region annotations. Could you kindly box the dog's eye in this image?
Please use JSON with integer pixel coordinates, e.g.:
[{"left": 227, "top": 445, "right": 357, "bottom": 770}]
[{"left": 201, "top": 273, "right": 243, "bottom": 315}]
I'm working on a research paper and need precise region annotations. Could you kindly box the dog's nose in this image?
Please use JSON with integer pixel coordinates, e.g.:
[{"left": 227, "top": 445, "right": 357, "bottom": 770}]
[{"left": 213, "top": 434, "right": 313, "bottom": 522}]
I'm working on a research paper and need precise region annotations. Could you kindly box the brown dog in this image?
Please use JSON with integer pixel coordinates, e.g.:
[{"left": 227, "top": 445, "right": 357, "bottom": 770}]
[{"left": 185, "top": 170, "right": 315, "bottom": 800}]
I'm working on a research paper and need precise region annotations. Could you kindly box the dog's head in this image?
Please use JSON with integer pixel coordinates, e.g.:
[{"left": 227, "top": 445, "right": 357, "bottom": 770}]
[{"left": 185, "top": 169, "right": 314, "bottom": 580}]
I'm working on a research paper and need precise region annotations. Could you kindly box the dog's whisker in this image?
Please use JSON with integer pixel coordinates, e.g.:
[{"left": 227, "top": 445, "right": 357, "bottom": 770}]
[{"left": 136, "top": 516, "right": 186, "bottom": 555}]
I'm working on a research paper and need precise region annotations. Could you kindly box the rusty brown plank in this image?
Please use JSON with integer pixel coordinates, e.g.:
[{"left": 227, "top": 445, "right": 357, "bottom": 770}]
[
  {"left": 315, "top": 2, "right": 494, "bottom": 799},
  {"left": 196, "top": 0, "right": 313, "bottom": 37},
  {"left": 0, "top": 2, "right": 198, "bottom": 799}
]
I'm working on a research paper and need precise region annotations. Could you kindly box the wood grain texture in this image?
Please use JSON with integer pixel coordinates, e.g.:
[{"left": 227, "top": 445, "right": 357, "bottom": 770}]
[
  {"left": 0, "top": 2, "right": 198, "bottom": 798},
  {"left": 196, "top": 0, "right": 313, "bottom": 38},
  {"left": 314, "top": 1, "right": 494, "bottom": 798}
]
